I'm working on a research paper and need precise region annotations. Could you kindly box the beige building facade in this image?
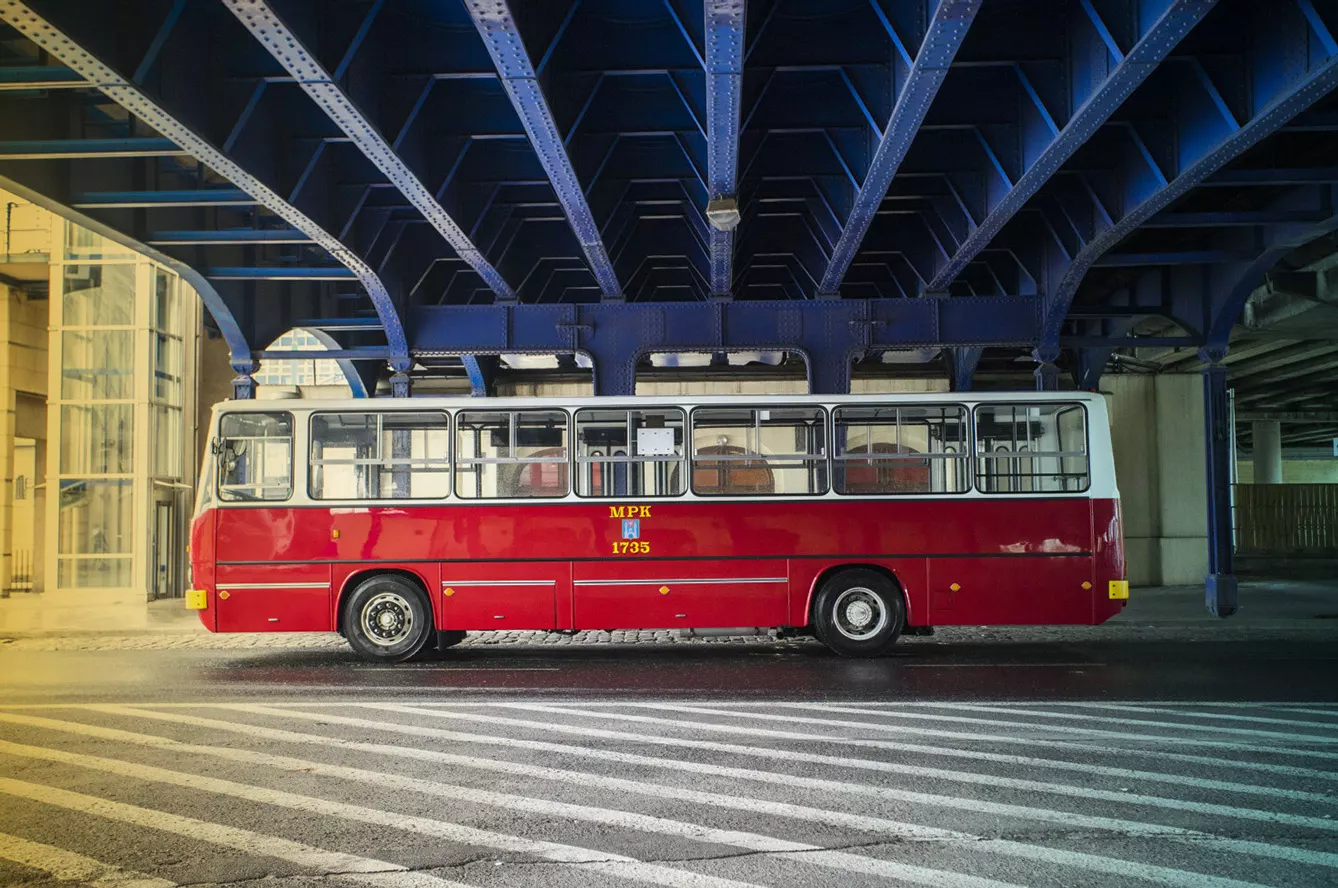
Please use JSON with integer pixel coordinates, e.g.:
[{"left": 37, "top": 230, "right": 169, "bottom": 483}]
[{"left": 1, "top": 191, "right": 201, "bottom": 628}]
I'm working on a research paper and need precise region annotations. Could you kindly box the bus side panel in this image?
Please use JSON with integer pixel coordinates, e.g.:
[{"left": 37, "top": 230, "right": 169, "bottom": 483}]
[
  {"left": 572, "top": 559, "right": 788, "bottom": 630},
  {"left": 789, "top": 559, "right": 928, "bottom": 629},
  {"left": 927, "top": 555, "right": 1093, "bottom": 625},
  {"left": 189, "top": 509, "right": 217, "bottom": 632},
  {"left": 1092, "top": 497, "right": 1127, "bottom": 623},
  {"left": 437, "top": 561, "right": 563, "bottom": 630},
  {"left": 214, "top": 563, "right": 334, "bottom": 632}
]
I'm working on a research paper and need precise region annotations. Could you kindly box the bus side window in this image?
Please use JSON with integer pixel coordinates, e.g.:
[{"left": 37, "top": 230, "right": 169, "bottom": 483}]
[
  {"left": 575, "top": 407, "right": 686, "bottom": 497},
  {"left": 455, "top": 410, "right": 570, "bottom": 499},
  {"left": 217, "top": 412, "right": 293, "bottom": 502},
  {"left": 689, "top": 406, "right": 827, "bottom": 496},
  {"left": 309, "top": 412, "right": 449, "bottom": 500},
  {"left": 974, "top": 403, "right": 1089, "bottom": 493},
  {"left": 832, "top": 404, "right": 969, "bottom": 495}
]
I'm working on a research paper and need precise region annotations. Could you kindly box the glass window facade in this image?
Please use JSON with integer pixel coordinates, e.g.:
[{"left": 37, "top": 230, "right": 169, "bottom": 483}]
[{"left": 48, "top": 222, "right": 198, "bottom": 595}]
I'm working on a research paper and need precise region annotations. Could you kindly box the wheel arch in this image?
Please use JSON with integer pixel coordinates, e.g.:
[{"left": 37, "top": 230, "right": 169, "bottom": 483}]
[
  {"left": 336, "top": 567, "right": 436, "bottom": 637},
  {"left": 805, "top": 563, "right": 913, "bottom": 627}
]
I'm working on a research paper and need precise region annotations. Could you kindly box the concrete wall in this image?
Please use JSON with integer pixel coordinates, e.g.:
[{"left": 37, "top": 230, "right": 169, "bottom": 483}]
[
  {"left": 1103, "top": 374, "right": 1209, "bottom": 587},
  {"left": 1237, "top": 460, "right": 1338, "bottom": 484}
]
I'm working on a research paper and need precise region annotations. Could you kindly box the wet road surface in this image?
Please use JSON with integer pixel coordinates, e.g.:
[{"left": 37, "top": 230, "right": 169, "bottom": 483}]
[{"left": 0, "top": 636, "right": 1336, "bottom": 886}]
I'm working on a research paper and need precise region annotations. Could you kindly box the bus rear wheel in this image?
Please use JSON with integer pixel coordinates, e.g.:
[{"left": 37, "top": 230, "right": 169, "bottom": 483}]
[
  {"left": 812, "top": 569, "right": 905, "bottom": 657},
  {"left": 342, "top": 575, "right": 433, "bottom": 663}
]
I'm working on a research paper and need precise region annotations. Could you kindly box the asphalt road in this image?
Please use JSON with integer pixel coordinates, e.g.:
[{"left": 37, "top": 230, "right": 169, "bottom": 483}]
[{"left": 0, "top": 636, "right": 1337, "bottom": 887}]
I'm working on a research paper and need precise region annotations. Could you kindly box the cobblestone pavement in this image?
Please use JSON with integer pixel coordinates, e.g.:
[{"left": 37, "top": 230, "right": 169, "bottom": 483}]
[{"left": 5, "top": 620, "right": 1338, "bottom": 651}]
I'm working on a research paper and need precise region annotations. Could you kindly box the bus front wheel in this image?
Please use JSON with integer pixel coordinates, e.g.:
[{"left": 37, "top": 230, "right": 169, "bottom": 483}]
[
  {"left": 812, "top": 569, "right": 905, "bottom": 657},
  {"left": 342, "top": 575, "right": 433, "bottom": 663}
]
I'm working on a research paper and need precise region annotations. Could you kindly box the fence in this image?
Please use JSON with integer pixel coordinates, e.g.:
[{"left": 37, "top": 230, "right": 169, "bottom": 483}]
[{"left": 1235, "top": 484, "right": 1338, "bottom": 555}]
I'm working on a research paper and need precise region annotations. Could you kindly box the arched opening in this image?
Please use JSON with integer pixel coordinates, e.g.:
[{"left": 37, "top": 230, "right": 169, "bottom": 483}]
[{"left": 253, "top": 328, "right": 364, "bottom": 397}]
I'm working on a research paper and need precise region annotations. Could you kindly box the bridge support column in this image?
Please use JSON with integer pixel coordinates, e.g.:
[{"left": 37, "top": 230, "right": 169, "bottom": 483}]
[
  {"left": 1201, "top": 356, "right": 1237, "bottom": 618},
  {"left": 230, "top": 360, "right": 259, "bottom": 400},
  {"left": 390, "top": 360, "right": 412, "bottom": 398},
  {"left": 463, "top": 356, "right": 500, "bottom": 397},
  {"left": 1251, "top": 420, "right": 1282, "bottom": 484},
  {"left": 590, "top": 349, "right": 639, "bottom": 397},
  {"left": 1032, "top": 347, "right": 1060, "bottom": 392},
  {"left": 807, "top": 352, "right": 853, "bottom": 396}
]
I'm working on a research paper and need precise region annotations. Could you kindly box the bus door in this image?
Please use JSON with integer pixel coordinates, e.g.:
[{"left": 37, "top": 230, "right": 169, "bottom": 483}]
[{"left": 439, "top": 561, "right": 563, "bottom": 630}]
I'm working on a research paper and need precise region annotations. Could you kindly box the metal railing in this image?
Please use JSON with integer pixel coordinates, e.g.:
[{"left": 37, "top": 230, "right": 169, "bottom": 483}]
[{"left": 1235, "top": 484, "right": 1338, "bottom": 555}]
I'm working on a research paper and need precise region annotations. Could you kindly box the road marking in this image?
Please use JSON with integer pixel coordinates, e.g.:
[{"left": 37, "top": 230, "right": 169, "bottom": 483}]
[
  {"left": 0, "top": 832, "right": 173, "bottom": 888},
  {"left": 879, "top": 701, "right": 1338, "bottom": 743},
  {"left": 0, "top": 736, "right": 772, "bottom": 888},
  {"left": 623, "top": 701, "right": 1338, "bottom": 759},
  {"left": 454, "top": 700, "right": 1338, "bottom": 790},
  {"left": 0, "top": 709, "right": 1282, "bottom": 888},
  {"left": 0, "top": 778, "right": 458, "bottom": 888},
  {"left": 1026, "top": 702, "right": 1338, "bottom": 729},
  {"left": 385, "top": 701, "right": 1338, "bottom": 783}
]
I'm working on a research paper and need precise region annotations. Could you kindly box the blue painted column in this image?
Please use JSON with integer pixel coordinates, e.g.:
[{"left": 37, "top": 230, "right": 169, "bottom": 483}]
[
  {"left": 1200, "top": 353, "right": 1237, "bottom": 617},
  {"left": 230, "top": 360, "right": 259, "bottom": 400},
  {"left": 390, "top": 358, "right": 413, "bottom": 398},
  {"left": 1032, "top": 346, "right": 1060, "bottom": 392}
]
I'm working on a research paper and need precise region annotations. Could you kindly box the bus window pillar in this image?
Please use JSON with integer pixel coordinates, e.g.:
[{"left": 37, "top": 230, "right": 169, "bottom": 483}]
[
  {"left": 1200, "top": 353, "right": 1237, "bottom": 617},
  {"left": 1031, "top": 346, "right": 1060, "bottom": 392},
  {"left": 230, "top": 360, "right": 259, "bottom": 400}
]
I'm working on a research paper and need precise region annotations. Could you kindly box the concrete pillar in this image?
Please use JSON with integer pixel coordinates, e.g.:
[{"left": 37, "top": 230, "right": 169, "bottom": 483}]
[
  {"left": 1251, "top": 420, "right": 1282, "bottom": 483},
  {"left": 1103, "top": 374, "right": 1210, "bottom": 587}
]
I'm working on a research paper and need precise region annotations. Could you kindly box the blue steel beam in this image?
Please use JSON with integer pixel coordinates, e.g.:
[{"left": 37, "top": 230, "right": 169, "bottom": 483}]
[
  {"left": 206, "top": 267, "right": 357, "bottom": 281},
  {"left": 704, "top": 0, "right": 745, "bottom": 298},
  {"left": 411, "top": 294, "right": 1037, "bottom": 395},
  {"left": 463, "top": 0, "right": 623, "bottom": 300},
  {"left": 0, "top": 138, "right": 190, "bottom": 159},
  {"left": 0, "top": 65, "right": 85, "bottom": 89},
  {"left": 146, "top": 229, "right": 312, "bottom": 245},
  {"left": 816, "top": 0, "right": 981, "bottom": 296},
  {"left": 70, "top": 189, "right": 259, "bottom": 208},
  {"left": 1041, "top": 8, "right": 1338, "bottom": 348},
  {"left": 0, "top": 0, "right": 411, "bottom": 376},
  {"left": 223, "top": 0, "right": 517, "bottom": 301},
  {"left": 924, "top": 0, "right": 1217, "bottom": 293}
]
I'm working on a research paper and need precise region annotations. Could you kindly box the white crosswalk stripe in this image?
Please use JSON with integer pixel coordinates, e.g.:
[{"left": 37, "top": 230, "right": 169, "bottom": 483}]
[
  {"left": 0, "top": 708, "right": 1277, "bottom": 888},
  {"left": 0, "top": 832, "right": 173, "bottom": 888},
  {"left": 0, "top": 700, "right": 1334, "bottom": 888}
]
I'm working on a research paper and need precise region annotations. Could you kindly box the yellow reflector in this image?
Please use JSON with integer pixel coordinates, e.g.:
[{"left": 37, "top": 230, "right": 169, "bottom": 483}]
[
  {"left": 1108, "top": 580, "right": 1130, "bottom": 600},
  {"left": 185, "top": 589, "right": 208, "bottom": 610}
]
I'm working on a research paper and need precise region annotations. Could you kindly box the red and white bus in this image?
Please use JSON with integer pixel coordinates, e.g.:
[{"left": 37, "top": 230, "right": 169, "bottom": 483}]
[{"left": 187, "top": 392, "right": 1126, "bottom": 661}]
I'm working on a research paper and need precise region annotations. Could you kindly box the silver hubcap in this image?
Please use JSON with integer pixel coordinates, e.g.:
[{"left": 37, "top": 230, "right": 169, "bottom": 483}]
[
  {"left": 832, "top": 587, "right": 888, "bottom": 641},
  {"left": 360, "top": 591, "right": 415, "bottom": 647}
]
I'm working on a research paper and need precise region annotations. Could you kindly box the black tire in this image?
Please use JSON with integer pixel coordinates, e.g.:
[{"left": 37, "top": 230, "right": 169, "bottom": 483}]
[
  {"left": 342, "top": 575, "right": 433, "bottom": 663},
  {"left": 811, "top": 568, "right": 905, "bottom": 657}
]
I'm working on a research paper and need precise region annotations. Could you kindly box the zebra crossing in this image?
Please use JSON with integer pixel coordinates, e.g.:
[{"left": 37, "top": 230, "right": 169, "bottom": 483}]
[{"left": 0, "top": 700, "right": 1335, "bottom": 887}]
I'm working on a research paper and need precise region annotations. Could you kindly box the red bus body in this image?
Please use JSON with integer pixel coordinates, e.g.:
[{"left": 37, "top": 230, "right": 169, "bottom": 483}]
[
  {"left": 189, "top": 392, "right": 1126, "bottom": 643},
  {"left": 192, "top": 497, "right": 1126, "bottom": 633}
]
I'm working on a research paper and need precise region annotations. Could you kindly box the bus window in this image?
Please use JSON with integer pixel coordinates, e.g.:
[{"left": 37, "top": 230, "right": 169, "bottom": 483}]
[
  {"left": 690, "top": 406, "right": 827, "bottom": 496},
  {"left": 216, "top": 412, "right": 292, "bottom": 502},
  {"left": 576, "top": 408, "right": 685, "bottom": 497},
  {"left": 455, "top": 410, "right": 569, "bottom": 499},
  {"left": 975, "top": 403, "right": 1089, "bottom": 493},
  {"left": 833, "top": 405, "right": 969, "bottom": 495},
  {"left": 309, "top": 412, "right": 449, "bottom": 500}
]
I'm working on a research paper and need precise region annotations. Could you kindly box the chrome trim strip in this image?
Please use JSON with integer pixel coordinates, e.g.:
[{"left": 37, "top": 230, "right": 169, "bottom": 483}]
[
  {"left": 440, "top": 580, "right": 557, "bottom": 587},
  {"left": 216, "top": 582, "right": 331, "bottom": 590},
  {"left": 572, "top": 577, "right": 788, "bottom": 586}
]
